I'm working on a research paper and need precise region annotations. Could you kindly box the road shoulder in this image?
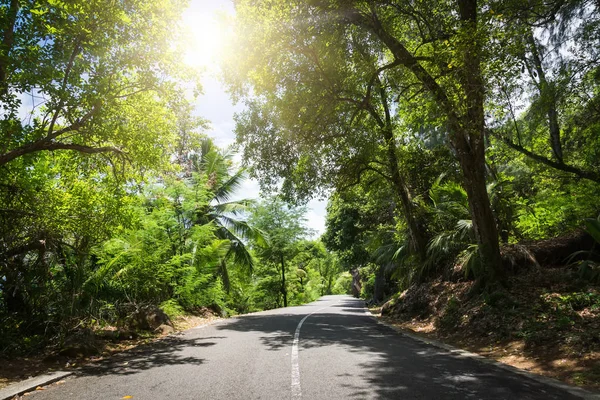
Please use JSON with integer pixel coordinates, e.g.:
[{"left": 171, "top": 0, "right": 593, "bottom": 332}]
[{"left": 368, "top": 307, "right": 600, "bottom": 400}]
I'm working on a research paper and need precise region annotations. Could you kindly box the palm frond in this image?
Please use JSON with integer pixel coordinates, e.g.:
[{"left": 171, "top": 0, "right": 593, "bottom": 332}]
[
  {"left": 219, "top": 145, "right": 237, "bottom": 164},
  {"left": 212, "top": 169, "right": 247, "bottom": 203},
  {"left": 455, "top": 219, "right": 474, "bottom": 240},
  {"left": 214, "top": 222, "right": 256, "bottom": 273},
  {"left": 200, "top": 138, "right": 214, "bottom": 160},
  {"left": 372, "top": 242, "right": 398, "bottom": 265},
  {"left": 458, "top": 244, "right": 481, "bottom": 278},
  {"left": 392, "top": 243, "right": 410, "bottom": 261},
  {"left": 217, "top": 215, "right": 266, "bottom": 244},
  {"left": 201, "top": 149, "right": 221, "bottom": 177},
  {"left": 212, "top": 200, "right": 252, "bottom": 216},
  {"left": 227, "top": 240, "right": 255, "bottom": 273},
  {"left": 219, "top": 259, "right": 231, "bottom": 292}
]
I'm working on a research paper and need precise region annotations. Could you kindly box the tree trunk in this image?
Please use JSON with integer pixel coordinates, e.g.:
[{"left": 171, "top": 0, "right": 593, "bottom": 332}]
[
  {"left": 350, "top": 268, "right": 361, "bottom": 298},
  {"left": 455, "top": 0, "right": 504, "bottom": 284},
  {"left": 382, "top": 127, "right": 428, "bottom": 260},
  {"left": 280, "top": 253, "right": 287, "bottom": 307},
  {"left": 373, "top": 265, "right": 386, "bottom": 302},
  {"left": 0, "top": 0, "right": 19, "bottom": 96},
  {"left": 352, "top": 0, "right": 504, "bottom": 283},
  {"left": 454, "top": 139, "right": 505, "bottom": 283},
  {"left": 526, "top": 31, "right": 563, "bottom": 162}
]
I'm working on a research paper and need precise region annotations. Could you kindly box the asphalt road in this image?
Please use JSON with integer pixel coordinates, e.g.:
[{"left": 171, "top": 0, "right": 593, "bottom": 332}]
[{"left": 26, "top": 295, "right": 588, "bottom": 399}]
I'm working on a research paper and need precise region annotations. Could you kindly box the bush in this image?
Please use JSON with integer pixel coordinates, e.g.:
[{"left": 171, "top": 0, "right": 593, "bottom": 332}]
[
  {"left": 436, "top": 296, "right": 461, "bottom": 330},
  {"left": 160, "top": 299, "right": 185, "bottom": 320},
  {"left": 361, "top": 272, "right": 376, "bottom": 300},
  {"left": 332, "top": 272, "right": 353, "bottom": 294}
]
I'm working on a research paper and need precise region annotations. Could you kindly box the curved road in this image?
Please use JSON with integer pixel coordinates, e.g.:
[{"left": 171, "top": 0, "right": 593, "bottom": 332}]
[{"left": 27, "top": 295, "right": 588, "bottom": 399}]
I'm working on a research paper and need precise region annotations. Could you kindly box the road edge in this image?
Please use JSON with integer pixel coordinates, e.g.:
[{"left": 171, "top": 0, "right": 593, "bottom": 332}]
[
  {"left": 364, "top": 306, "right": 600, "bottom": 400},
  {"left": 0, "top": 317, "right": 221, "bottom": 400},
  {"left": 0, "top": 370, "right": 73, "bottom": 400}
]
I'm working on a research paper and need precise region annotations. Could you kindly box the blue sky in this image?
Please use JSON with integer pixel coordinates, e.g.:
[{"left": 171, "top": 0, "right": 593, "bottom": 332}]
[{"left": 184, "top": 0, "right": 328, "bottom": 237}]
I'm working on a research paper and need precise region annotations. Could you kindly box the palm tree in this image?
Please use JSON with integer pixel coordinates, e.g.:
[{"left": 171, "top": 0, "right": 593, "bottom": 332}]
[
  {"left": 424, "top": 173, "right": 513, "bottom": 279},
  {"left": 191, "top": 139, "right": 264, "bottom": 290}
]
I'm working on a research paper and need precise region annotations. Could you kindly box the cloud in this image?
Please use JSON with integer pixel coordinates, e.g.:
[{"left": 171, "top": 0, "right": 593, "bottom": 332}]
[
  {"left": 305, "top": 198, "right": 327, "bottom": 238},
  {"left": 232, "top": 177, "right": 261, "bottom": 201}
]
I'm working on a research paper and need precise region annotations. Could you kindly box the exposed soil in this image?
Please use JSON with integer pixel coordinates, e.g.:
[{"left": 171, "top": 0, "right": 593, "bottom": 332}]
[
  {"left": 0, "top": 313, "right": 220, "bottom": 390},
  {"left": 378, "top": 266, "right": 600, "bottom": 391}
]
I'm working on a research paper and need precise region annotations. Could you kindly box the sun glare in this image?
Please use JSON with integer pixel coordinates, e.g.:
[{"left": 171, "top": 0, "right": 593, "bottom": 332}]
[{"left": 182, "top": 12, "right": 227, "bottom": 71}]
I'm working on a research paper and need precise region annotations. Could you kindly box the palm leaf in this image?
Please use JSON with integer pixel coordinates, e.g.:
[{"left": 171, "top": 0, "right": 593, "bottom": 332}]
[
  {"left": 217, "top": 215, "right": 267, "bottom": 244},
  {"left": 585, "top": 218, "right": 600, "bottom": 244},
  {"left": 219, "top": 259, "right": 231, "bottom": 292},
  {"left": 227, "top": 240, "right": 255, "bottom": 273},
  {"left": 212, "top": 169, "right": 247, "bottom": 203},
  {"left": 212, "top": 200, "right": 251, "bottom": 216},
  {"left": 214, "top": 223, "right": 256, "bottom": 273}
]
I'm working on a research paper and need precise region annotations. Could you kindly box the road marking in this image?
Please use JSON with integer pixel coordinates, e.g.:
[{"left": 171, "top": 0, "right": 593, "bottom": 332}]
[{"left": 291, "top": 302, "right": 337, "bottom": 398}]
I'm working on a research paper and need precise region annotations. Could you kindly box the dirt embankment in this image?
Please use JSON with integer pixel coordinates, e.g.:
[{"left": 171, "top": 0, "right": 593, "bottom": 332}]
[
  {"left": 0, "top": 311, "right": 219, "bottom": 390},
  {"left": 379, "top": 265, "right": 600, "bottom": 390}
]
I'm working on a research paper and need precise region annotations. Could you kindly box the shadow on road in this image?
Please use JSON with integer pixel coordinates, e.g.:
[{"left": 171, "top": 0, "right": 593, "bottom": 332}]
[
  {"left": 75, "top": 335, "right": 223, "bottom": 377},
  {"left": 215, "top": 297, "right": 580, "bottom": 400}
]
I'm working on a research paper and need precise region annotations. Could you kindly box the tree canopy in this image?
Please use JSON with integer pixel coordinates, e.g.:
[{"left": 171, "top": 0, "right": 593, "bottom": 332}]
[
  {"left": 2, "top": 0, "right": 600, "bottom": 368},
  {"left": 0, "top": 0, "right": 197, "bottom": 168},
  {"left": 223, "top": 0, "right": 600, "bottom": 287},
  {"left": 0, "top": 0, "right": 346, "bottom": 355}
]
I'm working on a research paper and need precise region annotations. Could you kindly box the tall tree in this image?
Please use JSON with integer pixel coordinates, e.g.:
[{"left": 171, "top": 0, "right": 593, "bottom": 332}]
[
  {"left": 488, "top": 0, "right": 600, "bottom": 183},
  {"left": 249, "top": 198, "right": 310, "bottom": 307},
  {"left": 227, "top": 2, "right": 435, "bottom": 258},
  {"left": 342, "top": 0, "right": 504, "bottom": 282},
  {"left": 0, "top": 0, "right": 196, "bottom": 168},
  {"left": 226, "top": 0, "right": 505, "bottom": 282},
  {"left": 191, "top": 139, "right": 264, "bottom": 290}
]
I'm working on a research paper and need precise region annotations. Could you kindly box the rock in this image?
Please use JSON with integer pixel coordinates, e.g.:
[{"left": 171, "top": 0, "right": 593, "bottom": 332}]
[
  {"left": 381, "top": 298, "right": 396, "bottom": 316},
  {"left": 95, "top": 328, "right": 137, "bottom": 341},
  {"left": 58, "top": 329, "right": 100, "bottom": 358},
  {"left": 125, "top": 304, "right": 172, "bottom": 331},
  {"left": 154, "top": 324, "right": 174, "bottom": 336},
  {"left": 58, "top": 343, "right": 97, "bottom": 358},
  {"left": 351, "top": 269, "right": 361, "bottom": 298}
]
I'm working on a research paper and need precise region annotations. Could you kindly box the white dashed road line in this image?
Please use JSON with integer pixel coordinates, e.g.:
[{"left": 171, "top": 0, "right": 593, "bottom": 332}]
[{"left": 291, "top": 302, "right": 338, "bottom": 398}]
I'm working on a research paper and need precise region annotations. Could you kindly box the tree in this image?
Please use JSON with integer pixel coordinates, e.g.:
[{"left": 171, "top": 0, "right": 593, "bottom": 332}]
[
  {"left": 227, "top": 1, "right": 433, "bottom": 258},
  {"left": 249, "top": 198, "right": 310, "bottom": 307},
  {"left": 190, "top": 140, "right": 264, "bottom": 290},
  {"left": 0, "top": 0, "right": 196, "bottom": 168},
  {"left": 0, "top": 0, "right": 203, "bottom": 347},
  {"left": 291, "top": 241, "right": 341, "bottom": 296},
  {"left": 487, "top": 0, "right": 600, "bottom": 183},
  {"left": 226, "top": 0, "right": 505, "bottom": 283},
  {"left": 340, "top": 0, "right": 506, "bottom": 283}
]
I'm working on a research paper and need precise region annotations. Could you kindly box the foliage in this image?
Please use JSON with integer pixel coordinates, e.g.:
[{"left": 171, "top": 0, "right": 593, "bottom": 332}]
[
  {"left": 3, "top": 0, "right": 600, "bottom": 357},
  {"left": 331, "top": 272, "right": 353, "bottom": 295},
  {"left": 0, "top": 0, "right": 199, "bottom": 169},
  {"left": 248, "top": 198, "right": 311, "bottom": 308},
  {"left": 225, "top": 0, "right": 600, "bottom": 297},
  {"left": 360, "top": 272, "right": 376, "bottom": 301},
  {"left": 568, "top": 215, "right": 600, "bottom": 283}
]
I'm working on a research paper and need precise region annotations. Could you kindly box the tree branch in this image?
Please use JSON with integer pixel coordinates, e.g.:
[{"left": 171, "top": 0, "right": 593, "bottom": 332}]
[
  {"left": 490, "top": 129, "right": 600, "bottom": 183},
  {"left": 47, "top": 41, "right": 82, "bottom": 137},
  {"left": 345, "top": 7, "right": 463, "bottom": 137},
  {"left": 337, "top": 163, "right": 392, "bottom": 192},
  {"left": 0, "top": 0, "right": 18, "bottom": 96},
  {"left": 47, "top": 103, "right": 100, "bottom": 141},
  {"left": 0, "top": 141, "right": 124, "bottom": 166}
]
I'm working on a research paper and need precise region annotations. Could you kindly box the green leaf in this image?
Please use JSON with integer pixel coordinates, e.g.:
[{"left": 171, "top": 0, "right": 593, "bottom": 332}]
[{"left": 585, "top": 218, "right": 600, "bottom": 244}]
